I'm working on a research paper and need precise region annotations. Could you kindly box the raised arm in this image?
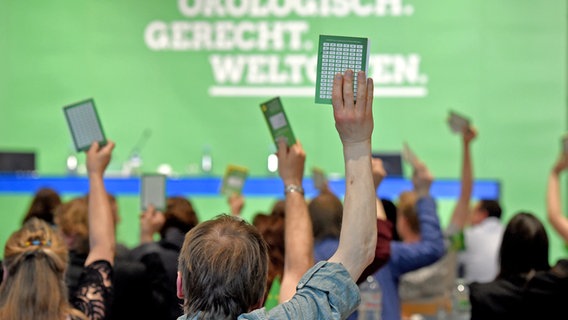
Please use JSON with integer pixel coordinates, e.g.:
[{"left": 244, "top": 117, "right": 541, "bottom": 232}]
[
  {"left": 372, "top": 157, "right": 387, "bottom": 221},
  {"left": 277, "top": 139, "right": 314, "bottom": 302},
  {"left": 547, "top": 155, "right": 568, "bottom": 242},
  {"left": 357, "top": 157, "right": 392, "bottom": 283},
  {"left": 392, "top": 160, "right": 445, "bottom": 273},
  {"left": 449, "top": 126, "right": 477, "bottom": 230},
  {"left": 328, "top": 70, "right": 377, "bottom": 281},
  {"left": 85, "top": 141, "right": 116, "bottom": 266}
]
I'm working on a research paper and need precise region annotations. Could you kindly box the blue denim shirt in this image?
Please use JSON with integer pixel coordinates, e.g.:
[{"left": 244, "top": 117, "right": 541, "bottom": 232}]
[{"left": 177, "top": 261, "right": 359, "bottom": 320}]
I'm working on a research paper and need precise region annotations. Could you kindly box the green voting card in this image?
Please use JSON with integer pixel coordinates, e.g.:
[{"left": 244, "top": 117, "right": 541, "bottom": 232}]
[
  {"left": 260, "top": 97, "right": 296, "bottom": 147},
  {"left": 63, "top": 98, "right": 107, "bottom": 152},
  {"left": 315, "top": 35, "right": 370, "bottom": 104},
  {"left": 220, "top": 165, "right": 249, "bottom": 196}
]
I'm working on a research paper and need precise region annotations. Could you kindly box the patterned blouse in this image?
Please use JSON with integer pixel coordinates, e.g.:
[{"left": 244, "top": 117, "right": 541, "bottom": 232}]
[{"left": 70, "top": 260, "right": 113, "bottom": 320}]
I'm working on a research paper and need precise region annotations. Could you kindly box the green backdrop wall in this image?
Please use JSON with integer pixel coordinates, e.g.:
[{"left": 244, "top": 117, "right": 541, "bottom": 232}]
[{"left": 0, "top": 1, "right": 566, "bottom": 262}]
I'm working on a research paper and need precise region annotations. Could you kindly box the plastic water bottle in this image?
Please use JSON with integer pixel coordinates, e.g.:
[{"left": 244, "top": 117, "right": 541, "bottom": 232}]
[
  {"left": 358, "top": 275, "right": 382, "bottom": 320},
  {"left": 201, "top": 145, "right": 212, "bottom": 173},
  {"left": 451, "top": 278, "right": 470, "bottom": 320},
  {"left": 66, "top": 152, "right": 78, "bottom": 175}
]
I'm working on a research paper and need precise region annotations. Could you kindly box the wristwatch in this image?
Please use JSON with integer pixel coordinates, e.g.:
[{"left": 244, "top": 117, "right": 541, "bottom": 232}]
[{"left": 284, "top": 184, "right": 304, "bottom": 196}]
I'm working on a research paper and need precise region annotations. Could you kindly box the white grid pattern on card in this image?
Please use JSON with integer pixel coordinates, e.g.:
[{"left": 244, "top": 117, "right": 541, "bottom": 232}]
[
  {"left": 142, "top": 176, "right": 165, "bottom": 209},
  {"left": 319, "top": 42, "right": 364, "bottom": 100},
  {"left": 66, "top": 102, "right": 104, "bottom": 149}
]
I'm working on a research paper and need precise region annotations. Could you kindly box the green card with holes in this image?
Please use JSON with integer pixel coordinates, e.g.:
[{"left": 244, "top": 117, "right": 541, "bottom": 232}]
[
  {"left": 260, "top": 97, "right": 296, "bottom": 147},
  {"left": 315, "top": 35, "right": 370, "bottom": 104}
]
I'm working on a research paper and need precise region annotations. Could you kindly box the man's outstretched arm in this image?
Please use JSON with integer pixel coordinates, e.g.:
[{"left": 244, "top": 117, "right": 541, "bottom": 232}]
[
  {"left": 278, "top": 140, "right": 314, "bottom": 302},
  {"left": 328, "top": 70, "right": 377, "bottom": 281}
]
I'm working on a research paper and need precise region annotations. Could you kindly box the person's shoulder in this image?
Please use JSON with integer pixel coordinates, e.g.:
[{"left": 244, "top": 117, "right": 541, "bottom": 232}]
[
  {"left": 481, "top": 217, "right": 503, "bottom": 228},
  {"left": 470, "top": 278, "right": 525, "bottom": 317},
  {"left": 238, "top": 308, "right": 268, "bottom": 320},
  {"left": 466, "top": 218, "right": 503, "bottom": 236},
  {"left": 552, "top": 259, "right": 568, "bottom": 275}
]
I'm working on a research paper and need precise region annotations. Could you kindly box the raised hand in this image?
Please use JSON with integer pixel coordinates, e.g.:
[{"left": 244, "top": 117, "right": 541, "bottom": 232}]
[
  {"left": 277, "top": 139, "right": 306, "bottom": 187},
  {"left": 463, "top": 126, "right": 477, "bottom": 145},
  {"left": 412, "top": 161, "right": 434, "bottom": 199},
  {"left": 371, "top": 157, "right": 387, "bottom": 191},
  {"left": 553, "top": 154, "right": 568, "bottom": 175},
  {"left": 87, "top": 141, "right": 115, "bottom": 177},
  {"left": 332, "top": 70, "right": 374, "bottom": 146}
]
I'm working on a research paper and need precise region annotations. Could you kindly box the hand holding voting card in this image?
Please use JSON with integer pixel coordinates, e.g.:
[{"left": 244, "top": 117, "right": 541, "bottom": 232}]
[
  {"left": 371, "top": 152, "right": 403, "bottom": 177},
  {"left": 260, "top": 97, "right": 296, "bottom": 147},
  {"left": 312, "top": 167, "right": 328, "bottom": 191},
  {"left": 141, "top": 174, "right": 166, "bottom": 212},
  {"left": 402, "top": 142, "right": 419, "bottom": 168},
  {"left": 315, "top": 35, "right": 370, "bottom": 104},
  {"left": 63, "top": 98, "right": 106, "bottom": 152},
  {"left": 562, "top": 134, "right": 568, "bottom": 154},
  {"left": 221, "top": 165, "right": 249, "bottom": 196},
  {"left": 447, "top": 110, "right": 471, "bottom": 134}
]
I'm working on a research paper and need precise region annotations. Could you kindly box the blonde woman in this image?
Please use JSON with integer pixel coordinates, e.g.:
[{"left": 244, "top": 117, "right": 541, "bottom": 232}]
[{"left": 0, "top": 141, "right": 116, "bottom": 320}]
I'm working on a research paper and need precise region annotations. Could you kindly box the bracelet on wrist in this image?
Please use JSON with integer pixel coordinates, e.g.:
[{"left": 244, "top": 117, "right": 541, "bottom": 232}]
[{"left": 284, "top": 184, "right": 304, "bottom": 196}]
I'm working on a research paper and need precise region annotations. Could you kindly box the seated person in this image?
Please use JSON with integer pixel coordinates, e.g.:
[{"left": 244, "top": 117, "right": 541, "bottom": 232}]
[
  {"left": 377, "top": 159, "right": 445, "bottom": 320},
  {"left": 129, "top": 196, "right": 199, "bottom": 320},
  {"left": 252, "top": 213, "right": 285, "bottom": 309},
  {"left": 447, "top": 126, "right": 504, "bottom": 283},
  {"left": 469, "top": 212, "right": 550, "bottom": 319},
  {"left": 0, "top": 141, "right": 115, "bottom": 320},
  {"left": 55, "top": 195, "right": 168, "bottom": 319},
  {"left": 175, "top": 70, "right": 377, "bottom": 319},
  {"left": 310, "top": 157, "right": 392, "bottom": 282}
]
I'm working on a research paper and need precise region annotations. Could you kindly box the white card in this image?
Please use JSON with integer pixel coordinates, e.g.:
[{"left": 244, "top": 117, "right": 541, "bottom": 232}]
[
  {"left": 402, "top": 142, "right": 419, "bottom": 168},
  {"left": 141, "top": 174, "right": 166, "bottom": 211},
  {"left": 312, "top": 167, "right": 327, "bottom": 191},
  {"left": 448, "top": 111, "right": 470, "bottom": 134}
]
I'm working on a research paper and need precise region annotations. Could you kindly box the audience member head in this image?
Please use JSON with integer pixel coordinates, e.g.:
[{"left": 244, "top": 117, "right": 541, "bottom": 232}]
[
  {"left": 0, "top": 218, "right": 84, "bottom": 319},
  {"left": 308, "top": 191, "right": 343, "bottom": 241},
  {"left": 497, "top": 212, "right": 549, "bottom": 279},
  {"left": 252, "top": 213, "right": 285, "bottom": 296},
  {"left": 382, "top": 198, "right": 400, "bottom": 241},
  {"left": 54, "top": 197, "right": 90, "bottom": 254},
  {"left": 177, "top": 215, "right": 268, "bottom": 319},
  {"left": 397, "top": 191, "right": 420, "bottom": 241},
  {"left": 161, "top": 196, "right": 199, "bottom": 238},
  {"left": 22, "top": 187, "right": 62, "bottom": 225},
  {"left": 270, "top": 199, "right": 286, "bottom": 219},
  {"left": 84, "top": 193, "right": 120, "bottom": 226},
  {"left": 471, "top": 199, "right": 502, "bottom": 225}
]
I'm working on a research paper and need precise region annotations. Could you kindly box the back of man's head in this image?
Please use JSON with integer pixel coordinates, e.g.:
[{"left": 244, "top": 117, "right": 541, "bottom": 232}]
[
  {"left": 308, "top": 191, "right": 343, "bottom": 241},
  {"left": 480, "top": 199, "right": 502, "bottom": 219},
  {"left": 178, "top": 215, "right": 269, "bottom": 319}
]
